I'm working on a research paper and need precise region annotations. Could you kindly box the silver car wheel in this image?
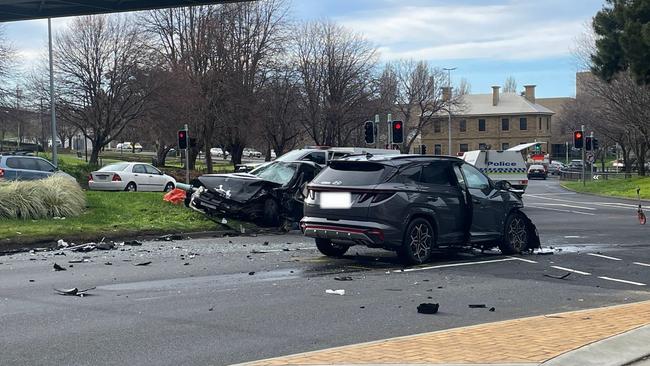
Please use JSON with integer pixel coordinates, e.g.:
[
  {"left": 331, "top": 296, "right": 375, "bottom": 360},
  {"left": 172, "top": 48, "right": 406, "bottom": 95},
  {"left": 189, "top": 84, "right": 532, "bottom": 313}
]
[
  {"left": 409, "top": 223, "right": 432, "bottom": 262},
  {"left": 507, "top": 216, "right": 528, "bottom": 251}
]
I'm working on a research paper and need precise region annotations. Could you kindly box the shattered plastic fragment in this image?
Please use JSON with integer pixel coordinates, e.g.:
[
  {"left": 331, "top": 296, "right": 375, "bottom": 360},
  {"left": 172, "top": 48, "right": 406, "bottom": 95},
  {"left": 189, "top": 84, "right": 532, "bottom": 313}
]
[
  {"left": 57, "top": 239, "right": 69, "bottom": 248},
  {"left": 417, "top": 303, "right": 439, "bottom": 314},
  {"left": 134, "top": 261, "right": 152, "bottom": 266},
  {"left": 468, "top": 304, "right": 487, "bottom": 308},
  {"left": 325, "top": 289, "right": 345, "bottom": 296},
  {"left": 54, "top": 287, "right": 95, "bottom": 297},
  {"left": 53, "top": 263, "right": 66, "bottom": 271},
  {"left": 334, "top": 276, "right": 353, "bottom": 281}
]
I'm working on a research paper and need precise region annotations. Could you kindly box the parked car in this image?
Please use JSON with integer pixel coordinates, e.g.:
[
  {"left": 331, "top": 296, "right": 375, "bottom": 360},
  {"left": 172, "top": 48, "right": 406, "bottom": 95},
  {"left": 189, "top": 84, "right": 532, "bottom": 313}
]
[
  {"left": 244, "top": 148, "right": 263, "bottom": 158},
  {"left": 88, "top": 162, "right": 176, "bottom": 192},
  {"left": 527, "top": 164, "right": 547, "bottom": 179},
  {"left": 115, "top": 142, "right": 143, "bottom": 152},
  {"left": 547, "top": 161, "right": 564, "bottom": 175},
  {"left": 0, "top": 155, "right": 74, "bottom": 181},
  {"left": 210, "top": 148, "right": 230, "bottom": 159},
  {"left": 187, "top": 160, "right": 321, "bottom": 226},
  {"left": 300, "top": 155, "right": 539, "bottom": 264}
]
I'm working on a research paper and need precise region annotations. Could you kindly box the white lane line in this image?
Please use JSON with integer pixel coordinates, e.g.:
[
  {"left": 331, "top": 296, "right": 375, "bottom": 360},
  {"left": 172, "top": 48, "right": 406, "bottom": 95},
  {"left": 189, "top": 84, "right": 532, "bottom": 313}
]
[
  {"left": 531, "top": 203, "right": 596, "bottom": 210},
  {"left": 596, "top": 202, "right": 638, "bottom": 208},
  {"left": 598, "top": 276, "right": 646, "bottom": 286},
  {"left": 394, "top": 258, "right": 518, "bottom": 273},
  {"left": 508, "top": 256, "right": 538, "bottom": 264},
  {"left": 527, "top": 193, "right": 577, "bottom": 196},
  {"left": 526, "top": 195, "right": 638, "bottom": 210},
  {"left": 634, "top": 262, "right": 650, "bottom": 267},
  {"left": 550, "top": 266, "right": 591, "bottom": 275},
  {"left": 587, "top": 253, "right": 623, "bottom": 261},
  {"left": 526, "top": 205, "right": 596, "bottom": 216}
]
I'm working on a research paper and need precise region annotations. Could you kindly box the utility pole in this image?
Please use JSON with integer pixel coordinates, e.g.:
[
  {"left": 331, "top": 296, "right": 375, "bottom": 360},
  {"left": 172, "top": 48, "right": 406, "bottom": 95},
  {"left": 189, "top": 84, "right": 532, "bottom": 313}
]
[
  {"left": 184, "top": 124, "right": 190, "bottom": 184},
  {"left": 48, "top": 18, "right": 58, "bottom": 166},
  {"left": 443, "top": 67, "right": 456, "bottom": 156},
  {"left": 581, "top": 124, "right": 586, "bottom": 187},
  {"left": 15, "top": 87, "right": 22, "bottom": 149},
  {"left": 374, "top": 114, "right": 379, "bottom": 149},
  {"left": 565, "top": 141, "right": 569, "bottom": 165}
]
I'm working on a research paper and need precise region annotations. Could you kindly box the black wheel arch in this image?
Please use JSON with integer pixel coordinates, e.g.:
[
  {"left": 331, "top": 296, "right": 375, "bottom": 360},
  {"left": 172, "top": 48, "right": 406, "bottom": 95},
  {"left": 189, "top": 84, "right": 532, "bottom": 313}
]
[{"left": 403, "top": 208, "right": 439, "bottom": 245}]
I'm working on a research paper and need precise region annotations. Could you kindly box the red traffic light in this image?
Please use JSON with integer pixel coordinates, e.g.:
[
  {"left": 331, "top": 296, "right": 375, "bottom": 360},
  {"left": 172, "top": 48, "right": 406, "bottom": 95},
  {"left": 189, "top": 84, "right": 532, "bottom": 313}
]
[
  {"left": 179, "top": 131, "right": 185, "bottom": 138},
  {"left": 574, "top": 131, "right": 582, "bottom": 139},
  {"left": 394, "top": 122, "right": 401, "bottom": 129}
]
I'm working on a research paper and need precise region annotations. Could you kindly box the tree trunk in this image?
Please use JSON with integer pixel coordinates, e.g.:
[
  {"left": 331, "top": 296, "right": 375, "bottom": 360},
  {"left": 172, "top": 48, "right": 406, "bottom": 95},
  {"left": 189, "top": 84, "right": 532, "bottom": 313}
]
[
  {"left": 188, "top": 146, "right": 200, "bottom": 170},
  {"left": 205, "top": 144, "right": 213, "bottom": 174},
  {"left": 230, "top": 144, "right": 244, "bottom": 166},
  {"left": 89, "top": 142, "right": 101, "bottom": 166},
  {"left": 265, "top": 143, "right": 271, "bottom": 162}
]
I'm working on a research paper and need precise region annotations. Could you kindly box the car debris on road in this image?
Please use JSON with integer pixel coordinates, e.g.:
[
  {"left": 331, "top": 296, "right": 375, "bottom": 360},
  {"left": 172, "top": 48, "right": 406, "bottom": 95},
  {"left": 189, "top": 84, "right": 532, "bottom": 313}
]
[
  {"left": 325, "top": 289, "right": 345, "bottom": 296},
  {"left": 417, "top": 303, "right": 439, "bottom": 314},
  {"left": 54, "top": 287, "right": 96, "bottom": 297}
]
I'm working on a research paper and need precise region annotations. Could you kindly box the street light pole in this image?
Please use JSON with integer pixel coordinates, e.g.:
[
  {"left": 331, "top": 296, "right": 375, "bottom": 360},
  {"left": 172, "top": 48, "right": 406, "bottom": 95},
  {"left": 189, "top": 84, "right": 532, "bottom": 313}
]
[
  {"left": 48, "top": 18, "right": 58, "bottom": 166},
  {"left": 443, "top": 67, "right": 456, "bottom": 155}
]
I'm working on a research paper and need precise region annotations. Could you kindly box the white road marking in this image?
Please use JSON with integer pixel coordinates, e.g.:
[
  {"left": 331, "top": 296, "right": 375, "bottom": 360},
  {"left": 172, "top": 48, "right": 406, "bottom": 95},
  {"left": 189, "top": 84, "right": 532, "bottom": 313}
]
[
  {"left": 508, "top": 256, "right": 538, "bottom": 264},
  {"left": 550, "top": 266, "right": 591, "bottom": 275},
  {"left": 526, "top": 193, "right": 577, "bottom": 196},
  {"left": 587, "top": 253, "right": 623, "bottom": 261},
  {"left": 531, "top": 203, "right": 596, "bottom": 210},
  {"left": 564, "top": 235, "right": 582, "bottom": 238},
  {"left": 526, "top": 195, "right": 638, "bottom": 210},
  {"left": 394, "top": 258, "right": 519, "bottom": 273},
  {"left": 597, "top": 276, "right": 646, "bottom": 286},
  {"left": 526, "top": 205, "right": 596, "bottom": 216},
  {"left": 634, "top": 262, "right": 650, "bottom": 267}
]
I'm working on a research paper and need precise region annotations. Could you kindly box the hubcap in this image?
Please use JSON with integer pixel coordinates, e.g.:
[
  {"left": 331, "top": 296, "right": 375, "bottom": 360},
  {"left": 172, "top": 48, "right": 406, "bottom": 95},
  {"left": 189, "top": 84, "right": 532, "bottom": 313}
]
[
  {"left": 128, "top": 185, "right": 135, "bottom": 192},
  {"left": 409, "top": 223, "right": 432, "bottom": 262},
  {"left": 508, "top": 217, "right": 528, "bottom": 251}
]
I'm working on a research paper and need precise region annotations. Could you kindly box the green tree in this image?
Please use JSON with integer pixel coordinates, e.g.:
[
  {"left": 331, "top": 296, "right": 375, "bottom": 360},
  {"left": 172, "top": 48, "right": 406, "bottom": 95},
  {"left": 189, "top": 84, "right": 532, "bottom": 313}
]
[{"left": 592, "top": 0, "right": 650, "bottom": 84}]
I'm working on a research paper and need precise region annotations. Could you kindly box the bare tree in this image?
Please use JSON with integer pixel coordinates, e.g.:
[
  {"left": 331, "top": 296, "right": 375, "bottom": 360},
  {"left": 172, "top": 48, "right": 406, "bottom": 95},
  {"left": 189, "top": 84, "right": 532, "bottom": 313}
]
[
  {"left": 503, "top": 76, "right": 517, "bottom": 93},
  {"left": 294, "top": 21, "right": 378, "bottom": 146},
  {"left": 54, "top": 15, "right": 155, "bottom": 165},
  {"left": 0, "top": 25, "right": 15, "bottom": 104},
  {"left": 456, "top": 77, "right": 472, "bottom": 95},
  {"left": 383, "top": 59, "right": 462, "bottom": 153}
]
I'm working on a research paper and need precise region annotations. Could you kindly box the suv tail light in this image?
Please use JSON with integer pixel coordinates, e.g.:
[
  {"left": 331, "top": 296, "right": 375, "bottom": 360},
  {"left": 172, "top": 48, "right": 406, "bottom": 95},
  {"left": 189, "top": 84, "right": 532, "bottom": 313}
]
[
  {"left": 0, "top": 168, "right": 4, "bottom": 178},
  {"left": 88, "top": 174, "right": 93, "bottom": 182},
  {"left": 112, "top": 174, "right": 122, "bottom": 182}
]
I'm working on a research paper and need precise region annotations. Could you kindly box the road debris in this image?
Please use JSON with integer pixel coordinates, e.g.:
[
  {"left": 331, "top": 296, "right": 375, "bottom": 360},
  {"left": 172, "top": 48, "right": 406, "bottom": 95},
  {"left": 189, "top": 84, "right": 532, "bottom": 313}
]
[
  {"left": 54, "top": 287, "right": 96, "bottom": 297},
  {"left": 544, "top": 272, "right": 572, "bottom": 280},
  {"left": 248, "top": 271, "right": 255, "bottom": 275},
  {"left": 334, "top": 276, "right": 354, "bottom": 281},
  {"left": 68, "top": 259, "right": 88, "bottom": 264},
  {"left": 96, "top": 242, "right": 115, "bottom": 250},
  {"left": 123, "top": 240, "right": 143, "bottom": 246},
  {"left": 417, "top": 303, "right": 439, "bottom": 314},
  {"left": 468, "top": 304, "right": 487, "bottom": 308},
  {"left": 134, "top": 261, "right": 152, "bottom": 266},
  {"left": 57, "top": 239, "right": 69, "bottom": 248},
  {"left": 489, "top": 307, "right": 496, "bottom": 312},
  {"left": 156, "top": 234, "right": 184, "bottom": 241},
  {"left": 104, "top": 262, "right": 112, "bottom": 265},
  {"left": 325, "top": 289, "right": 345, "bottom": 296},
  {"left": 53, "top": 263, "right": 66, "bottom": 271}
]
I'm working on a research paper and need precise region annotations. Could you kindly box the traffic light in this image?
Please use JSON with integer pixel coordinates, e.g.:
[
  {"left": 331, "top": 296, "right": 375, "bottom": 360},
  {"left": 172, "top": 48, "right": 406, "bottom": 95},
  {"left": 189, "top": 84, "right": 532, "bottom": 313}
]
[
  {"left": 363, "top": 121, "right": 374, "bottom": 144},
  {"left": 592, "top": 138, "right": 599, "bottom": 150},
  {"left": 178, "top": 129, "right": 188, "bottom": 149},
  {"left": 585, "top": 136, "right": 593, "bottom": 151},
  {"left": 573, "top": 130, "right": 584, "bottom": 149},
  {"left": 391, "top": 120, "right": 404, "bottom": 144},
  {"left": 420, "top": 144, "right": 427, "bottom": 154},
  {"left": 534, "top": 143, "right": 541, "bottom": 153}
]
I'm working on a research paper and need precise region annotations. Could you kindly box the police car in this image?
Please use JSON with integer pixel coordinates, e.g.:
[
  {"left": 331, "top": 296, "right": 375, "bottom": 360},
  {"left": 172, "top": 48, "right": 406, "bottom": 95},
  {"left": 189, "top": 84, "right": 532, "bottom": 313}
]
[{"left": 462, "top": 146, "right": 531, "bottom": 195}]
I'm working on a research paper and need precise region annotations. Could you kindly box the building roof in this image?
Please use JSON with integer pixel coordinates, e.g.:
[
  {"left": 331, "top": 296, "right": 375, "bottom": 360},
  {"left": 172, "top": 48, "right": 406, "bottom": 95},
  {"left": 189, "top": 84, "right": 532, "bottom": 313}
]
[
  {"left": 449, "top": 92, "right": 554, "bottom": 117},
  {"left": 0, "top": 0, "right": 248, "bottom": 22}
]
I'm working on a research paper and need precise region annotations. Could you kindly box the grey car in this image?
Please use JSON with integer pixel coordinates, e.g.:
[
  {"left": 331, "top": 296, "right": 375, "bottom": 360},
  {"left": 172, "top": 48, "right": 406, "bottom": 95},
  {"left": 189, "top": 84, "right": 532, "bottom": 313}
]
[
  {"left": 300, "top": 155, "right": 539, "bottom": 264},
  {"left": 0, "top": 155, "right": 73, "bottom": 181}
]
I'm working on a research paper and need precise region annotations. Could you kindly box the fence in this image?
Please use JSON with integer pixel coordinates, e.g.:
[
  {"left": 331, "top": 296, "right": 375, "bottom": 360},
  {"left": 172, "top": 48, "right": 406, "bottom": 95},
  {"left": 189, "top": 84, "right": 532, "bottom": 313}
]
[{"left": 560, "top": 170, "right": 637, "bottom": 181}]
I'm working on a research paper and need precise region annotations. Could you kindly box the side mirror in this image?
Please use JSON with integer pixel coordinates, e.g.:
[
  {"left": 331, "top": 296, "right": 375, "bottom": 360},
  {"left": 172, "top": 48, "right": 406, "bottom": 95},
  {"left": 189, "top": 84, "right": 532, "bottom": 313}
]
[{"left": 494, "top": 180, "right": 512, "bottom": 191}]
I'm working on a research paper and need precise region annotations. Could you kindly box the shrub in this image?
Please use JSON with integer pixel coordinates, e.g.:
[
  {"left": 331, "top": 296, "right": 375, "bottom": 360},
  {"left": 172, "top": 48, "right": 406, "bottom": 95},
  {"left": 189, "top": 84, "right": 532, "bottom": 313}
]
[{"left": 0, "top": 176, "right": 87, "bottom": 220}]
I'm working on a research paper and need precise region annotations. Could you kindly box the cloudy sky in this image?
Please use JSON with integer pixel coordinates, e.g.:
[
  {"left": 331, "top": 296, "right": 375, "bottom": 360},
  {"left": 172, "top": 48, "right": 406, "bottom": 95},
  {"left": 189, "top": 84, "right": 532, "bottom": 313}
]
[{"left": 2, "top": 0, "right": 604, "bottom": 97}]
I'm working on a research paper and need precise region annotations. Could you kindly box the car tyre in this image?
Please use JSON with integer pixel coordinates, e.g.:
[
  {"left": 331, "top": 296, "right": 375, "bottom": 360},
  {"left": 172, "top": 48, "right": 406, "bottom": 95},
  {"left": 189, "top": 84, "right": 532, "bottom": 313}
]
[
  {"left": 125, "top": 182, "right": 137, "bottom": 192},
  {"left": 262, "top": 199, "right": 280, "bottom": 227},
  {"left": 315, "top": 238, "right": 349, "bottom": 257},
  {"left": 398, "top": 218, "right": 435, "bottom": 265},
  {"left": 164, "top": 182, "right": 175, "bottom": 192},
  {"left": 499, "top": 211, "right": 530, "bottom": 254}
]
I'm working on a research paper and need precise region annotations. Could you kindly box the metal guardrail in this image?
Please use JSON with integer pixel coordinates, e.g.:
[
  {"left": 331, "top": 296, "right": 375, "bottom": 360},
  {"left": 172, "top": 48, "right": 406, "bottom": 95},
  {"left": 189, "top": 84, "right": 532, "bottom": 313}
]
[{"left": 560, "top": 170, "right": 637, "bottom": 181}]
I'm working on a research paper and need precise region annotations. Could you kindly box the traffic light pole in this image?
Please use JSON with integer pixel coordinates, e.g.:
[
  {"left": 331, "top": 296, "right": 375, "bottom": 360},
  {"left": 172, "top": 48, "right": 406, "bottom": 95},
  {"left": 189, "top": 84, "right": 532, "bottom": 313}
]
[
  {"left": 374, "top": 114, "right": 379, "bottom": 149},
  {"left": 387, "top": 113, "right": 392, "bottom": 146},
  {"left": 581, "top": 124, "right": 586, "bottom": 187},
  {"left": 184, "top": 124, "right": 190, "bottom": 184}
]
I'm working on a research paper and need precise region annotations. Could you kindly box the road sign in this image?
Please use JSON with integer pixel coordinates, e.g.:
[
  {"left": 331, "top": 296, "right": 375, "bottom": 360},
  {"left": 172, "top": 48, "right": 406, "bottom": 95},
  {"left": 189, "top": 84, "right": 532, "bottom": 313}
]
[
  {"left": 593, "top": 175, "right": 600, "bottom": 180},
  {"left": 586, "top": 152, "right": 595, "bottom": 163}
]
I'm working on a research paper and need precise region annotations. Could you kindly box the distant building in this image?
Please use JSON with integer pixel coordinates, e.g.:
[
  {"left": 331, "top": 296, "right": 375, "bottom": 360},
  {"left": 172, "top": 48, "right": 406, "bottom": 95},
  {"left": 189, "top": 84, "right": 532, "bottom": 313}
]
[{"left": 421, "top": 85, "right": 554, "bottom": 156}]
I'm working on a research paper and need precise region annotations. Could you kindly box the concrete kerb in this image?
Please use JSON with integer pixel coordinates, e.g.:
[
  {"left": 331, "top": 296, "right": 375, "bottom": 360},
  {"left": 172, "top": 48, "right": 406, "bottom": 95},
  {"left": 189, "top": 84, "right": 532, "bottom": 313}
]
[{"left": 542, "top": 324, "right": 650, "bottom": 366}]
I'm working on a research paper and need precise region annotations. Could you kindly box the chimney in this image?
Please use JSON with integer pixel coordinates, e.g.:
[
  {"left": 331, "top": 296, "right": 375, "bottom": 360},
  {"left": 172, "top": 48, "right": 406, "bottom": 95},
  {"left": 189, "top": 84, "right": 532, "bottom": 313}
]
[
  {"left": 492, "top": 86, "right": 500, "bottom": 106},
  {"left": 442, "top": 87, "right": 452, "bottom": 102},
  {"left": 524, "top": 84, "right": 536, "bottom": 103}
]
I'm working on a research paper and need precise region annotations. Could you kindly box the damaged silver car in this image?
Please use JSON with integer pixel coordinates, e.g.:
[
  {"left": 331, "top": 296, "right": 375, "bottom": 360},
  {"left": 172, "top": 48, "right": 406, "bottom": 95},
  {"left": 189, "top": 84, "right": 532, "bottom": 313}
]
[{"left": 188, "top": 161, "right": 321, "bottom": 226}]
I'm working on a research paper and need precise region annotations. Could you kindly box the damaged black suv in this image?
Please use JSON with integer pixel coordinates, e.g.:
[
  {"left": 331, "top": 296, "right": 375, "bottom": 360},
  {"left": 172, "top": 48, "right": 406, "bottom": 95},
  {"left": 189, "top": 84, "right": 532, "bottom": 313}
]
[{"left": 301, "top": 155, "right": 539, "bottom": 264}]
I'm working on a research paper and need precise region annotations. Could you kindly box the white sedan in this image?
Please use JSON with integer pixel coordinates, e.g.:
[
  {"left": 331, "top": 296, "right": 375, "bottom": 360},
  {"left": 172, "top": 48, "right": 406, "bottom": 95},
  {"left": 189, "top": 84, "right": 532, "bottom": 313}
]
[{"left": 89, "top": 162, "right": 176, "bottom": 192}]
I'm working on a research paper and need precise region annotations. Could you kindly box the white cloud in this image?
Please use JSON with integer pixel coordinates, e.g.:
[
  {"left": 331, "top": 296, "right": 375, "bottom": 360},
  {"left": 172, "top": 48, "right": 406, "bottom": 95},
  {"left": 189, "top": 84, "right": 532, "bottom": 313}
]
[{"left": 338, "top": 2, "right": 589, "bottom": 61}]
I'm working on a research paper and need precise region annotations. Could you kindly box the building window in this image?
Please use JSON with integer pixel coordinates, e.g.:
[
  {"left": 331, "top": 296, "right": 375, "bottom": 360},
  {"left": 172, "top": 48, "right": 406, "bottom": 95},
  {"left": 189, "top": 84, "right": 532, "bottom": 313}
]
[
  {"left": 547, "top": 117, "right": 550, "bottom": 130},
  {"left": 501, "top": 118, "right": 509, "bottom": 131},
  {"left": 478, "top": 119, "right": 486, "bottom": 132},
  {"left": 501, "top": 143, "right": 509, "bottom": 150},
  {"left": 434, "top": 120, "right": 441, "bottom": 133},
  {"left": 434, "top": 144, "right": 442, "bottom": 155},
  {"left": 479, "top": 143, "right": 487, "bottom": 150},
  {"left": 519, "top": 117, "right": 527, "bottom": 130},
  {"left": 459, "top": 119, "right": 466, "bottom": 132},
  {"left": 538, "top": 117, "right": 542, "bottom": 130},
  {"left": 459, "top": 144, "right": 469, "bottom": 152}
]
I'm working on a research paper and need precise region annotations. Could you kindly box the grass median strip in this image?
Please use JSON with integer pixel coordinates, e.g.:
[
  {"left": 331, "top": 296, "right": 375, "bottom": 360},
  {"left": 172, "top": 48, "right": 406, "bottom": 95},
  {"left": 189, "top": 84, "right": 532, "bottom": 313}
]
[
  {"left": 563, "top": 177, "right": 650, "bottom": 199},
  {"left": 0, "top": 191, "right": 233, "bottom": 244}
]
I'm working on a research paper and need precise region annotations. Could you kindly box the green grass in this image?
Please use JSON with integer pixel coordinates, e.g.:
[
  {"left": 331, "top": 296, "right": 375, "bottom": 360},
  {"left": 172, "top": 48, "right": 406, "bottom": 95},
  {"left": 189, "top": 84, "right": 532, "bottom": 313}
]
[
  {"left": 563, "top": 176, "right": 650, "bottom": 200},
  {"left": 0, "top": 191, "right": 239, "bottom": 244}
]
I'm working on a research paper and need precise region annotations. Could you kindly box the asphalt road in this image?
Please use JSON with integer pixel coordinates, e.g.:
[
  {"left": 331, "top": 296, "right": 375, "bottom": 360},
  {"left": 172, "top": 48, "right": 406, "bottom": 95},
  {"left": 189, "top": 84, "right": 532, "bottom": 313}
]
[{"left": 2, "top": 178, "right": 650, "bottom": 366}]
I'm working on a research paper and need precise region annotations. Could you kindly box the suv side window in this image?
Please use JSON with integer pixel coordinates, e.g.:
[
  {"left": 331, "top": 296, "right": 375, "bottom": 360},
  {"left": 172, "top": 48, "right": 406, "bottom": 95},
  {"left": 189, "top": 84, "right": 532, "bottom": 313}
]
[
  {"left": 133, "top": 165, "right": 146, "bottom": 174},
  {"left": 36, "top": 159, "right": 56, "bottom": 172},
  {"left": 421, "top": 162, "right": 452, "bottom": 185},
  {"left": 303, "top": 152, "right": 326, "bottom": 165},
  {"left": 461, "top": 163, "right": 490, "bottom": 190},
  {"left": 6, "top": 157, "right": 24, "bottom": 169},
  {"left": 397, "top": 165, "right": 422, "bottom": 184}
]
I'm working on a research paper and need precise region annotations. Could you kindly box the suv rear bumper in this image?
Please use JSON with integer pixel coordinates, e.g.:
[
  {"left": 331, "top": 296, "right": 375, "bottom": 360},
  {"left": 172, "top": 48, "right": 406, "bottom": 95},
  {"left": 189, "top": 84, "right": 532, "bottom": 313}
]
[{"left": 300, "top": 216, "right": 400, "bottom": 248}]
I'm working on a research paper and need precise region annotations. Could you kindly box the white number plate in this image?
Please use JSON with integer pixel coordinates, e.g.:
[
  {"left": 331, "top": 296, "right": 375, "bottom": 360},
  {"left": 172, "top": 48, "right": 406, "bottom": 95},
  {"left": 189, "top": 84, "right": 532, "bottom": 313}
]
[{"left": 319, "top": 192, "right": 352, "bottom": 209}]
